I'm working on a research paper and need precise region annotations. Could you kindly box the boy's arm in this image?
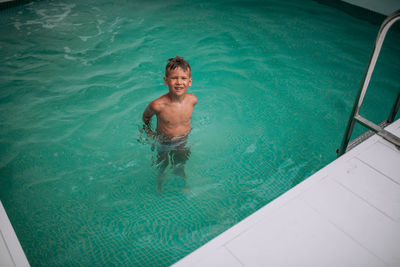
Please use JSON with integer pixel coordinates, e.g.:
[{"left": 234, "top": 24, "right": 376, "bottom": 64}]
[
  {"left": 142, "top": 103, "right": 156, "bottom": 125},
  {"left": 142, "top": 103, "right": 157, "bottom": 137},
  {"left": 190, "top": 94, "right": 198, "bottom": 107}
]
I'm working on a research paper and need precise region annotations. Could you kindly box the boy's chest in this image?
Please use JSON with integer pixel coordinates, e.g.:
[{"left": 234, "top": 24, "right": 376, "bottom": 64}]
[{"left": 158, "top": 104, "right": 193, "bottom": 122}]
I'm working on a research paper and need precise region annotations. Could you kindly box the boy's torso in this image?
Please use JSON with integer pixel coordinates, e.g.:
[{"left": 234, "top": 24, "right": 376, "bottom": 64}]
[{"left": 155, "top": 93, "right": 196, "bottom": 137}]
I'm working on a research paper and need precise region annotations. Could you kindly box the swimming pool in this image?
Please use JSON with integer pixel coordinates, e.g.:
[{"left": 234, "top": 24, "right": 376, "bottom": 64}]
[{"left": 1, "top": 0, "right": 399, "bottom": 266}]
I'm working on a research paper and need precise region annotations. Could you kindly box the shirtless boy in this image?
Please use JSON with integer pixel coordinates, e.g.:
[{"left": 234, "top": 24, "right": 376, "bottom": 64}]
[{"left": 142, "top": 56, "right": 197, "bottom": 192}]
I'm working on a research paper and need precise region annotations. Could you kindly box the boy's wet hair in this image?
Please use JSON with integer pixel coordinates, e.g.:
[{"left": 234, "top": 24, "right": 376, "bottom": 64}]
[{"left": 165, "top": 56, "right": 191, "bottom": 77}]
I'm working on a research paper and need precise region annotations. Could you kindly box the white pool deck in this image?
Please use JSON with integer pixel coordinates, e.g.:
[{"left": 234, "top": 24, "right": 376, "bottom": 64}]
[
  {"left": 173, "top": 118, "right": 400, "bottom": 267},
  {"left": 0, "top": 202, "right": 29, "bottom": 267}
]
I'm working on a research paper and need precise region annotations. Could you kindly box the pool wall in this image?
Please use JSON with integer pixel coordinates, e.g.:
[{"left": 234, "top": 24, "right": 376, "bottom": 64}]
[
  {"left": 343, "top": 0, "right": 400, "bottom": 15},
  {"left": 317, "top": 0, "right": 400, "bottom": 27},
  {"left": 0, "top": 0, "right": 32, "bottom": 10}
]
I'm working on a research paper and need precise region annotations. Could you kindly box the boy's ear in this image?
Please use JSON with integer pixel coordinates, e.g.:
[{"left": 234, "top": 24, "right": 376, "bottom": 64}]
[{"left": 163, "top": 76, "right": 168, "bottom": 85}]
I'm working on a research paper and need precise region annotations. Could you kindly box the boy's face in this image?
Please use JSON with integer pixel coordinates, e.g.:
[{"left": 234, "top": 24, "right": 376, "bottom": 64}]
[{"left": 164, "top": 67, "right": 192, "bottom": 97}]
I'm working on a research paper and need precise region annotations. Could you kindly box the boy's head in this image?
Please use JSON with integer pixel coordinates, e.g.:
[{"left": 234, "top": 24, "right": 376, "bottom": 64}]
[{"left": 165, "top": 56, "right": 191, "bottom": 77}]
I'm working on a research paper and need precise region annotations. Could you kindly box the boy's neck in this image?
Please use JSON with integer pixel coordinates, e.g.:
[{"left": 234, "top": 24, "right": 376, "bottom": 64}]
[{"left": 168, "top": 93, "right": 185, "bottom": 103}]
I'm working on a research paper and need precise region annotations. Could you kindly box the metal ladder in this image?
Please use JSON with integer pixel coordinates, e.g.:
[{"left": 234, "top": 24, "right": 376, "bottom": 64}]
[{"left": 337, "top": 9, "right": 400, "bottom": 157}]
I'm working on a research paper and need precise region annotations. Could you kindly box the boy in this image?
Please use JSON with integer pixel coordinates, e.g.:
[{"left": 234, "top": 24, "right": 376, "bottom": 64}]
[{"left": 142, "top": 56, "right": 198, "bottom": 193}]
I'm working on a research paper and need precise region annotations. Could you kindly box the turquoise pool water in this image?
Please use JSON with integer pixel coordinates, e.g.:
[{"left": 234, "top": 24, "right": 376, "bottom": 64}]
[{"left": 1, "top": 0, "right": 399, "bottom": 266}]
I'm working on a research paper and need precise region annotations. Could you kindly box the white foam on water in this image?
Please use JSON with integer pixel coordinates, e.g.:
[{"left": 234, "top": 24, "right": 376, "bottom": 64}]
[{"left": 244, "top": 144, "right": 256, "bottom": 154}]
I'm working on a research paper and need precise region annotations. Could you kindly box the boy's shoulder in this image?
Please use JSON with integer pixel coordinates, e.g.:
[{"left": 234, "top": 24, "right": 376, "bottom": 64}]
[
  {"left": 186, "top": 93, "right": 196, "bottom": 98},
  {"left": 149, "top": 94, "right": 169, "bottom": 111},
  {"left": 186, "top": 93, "right": 198, "bottom": 105},
  {"left": 155, "top": 93, "right": 170, "bottom": 102}
]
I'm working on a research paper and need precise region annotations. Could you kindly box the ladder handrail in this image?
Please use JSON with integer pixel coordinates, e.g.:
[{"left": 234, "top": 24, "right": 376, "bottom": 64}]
[{"left": 337, "top": 9, "right": 400, "bottom": 157}]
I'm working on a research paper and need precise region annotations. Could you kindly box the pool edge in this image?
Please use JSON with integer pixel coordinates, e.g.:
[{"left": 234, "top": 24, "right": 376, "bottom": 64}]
[{"left": 0, "top": 201, "right": 30, "bottom": 267}]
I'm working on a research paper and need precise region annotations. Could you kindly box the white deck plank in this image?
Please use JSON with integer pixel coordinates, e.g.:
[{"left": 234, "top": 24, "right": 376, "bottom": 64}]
[
  {"left": 357, "top": 141, "right": 400, "bottom": 183},
  {"left": 332, "top": 158, "right": 400, "bottom": 221},
  {"left": 301, "top": 178, "right": 400, "bottom": 266},
  {"left": 188, "top": 246, "right": 244, "bottom": 267},
  {"left": 225, "top": 199, "right": 385, "bottom": 267},
  {"left": 0, "top": 202, "right": 30, "bottom": 267}
]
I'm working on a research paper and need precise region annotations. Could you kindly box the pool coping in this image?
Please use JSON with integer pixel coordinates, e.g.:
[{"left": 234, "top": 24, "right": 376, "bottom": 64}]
[{"left": 0, "top": 201, "right": 30, "bottom": 267}]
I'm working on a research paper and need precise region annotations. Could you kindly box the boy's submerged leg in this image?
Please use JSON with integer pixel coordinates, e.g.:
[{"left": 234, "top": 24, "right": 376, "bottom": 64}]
[
  {"left": 170, "top": 147, "right": 191, "bottom": 194},
  {"left": 171, "top": 145, "right": 190, "bottom": 179},
  {"left": 155, "top": 151, "right": 169, "bottom": 193},
  {"left": 153, "top": 138, "right": 191, "bottom": 193}
]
